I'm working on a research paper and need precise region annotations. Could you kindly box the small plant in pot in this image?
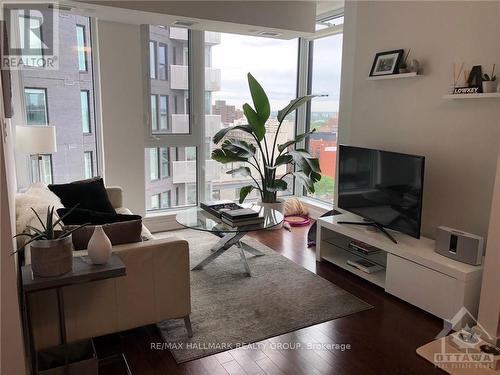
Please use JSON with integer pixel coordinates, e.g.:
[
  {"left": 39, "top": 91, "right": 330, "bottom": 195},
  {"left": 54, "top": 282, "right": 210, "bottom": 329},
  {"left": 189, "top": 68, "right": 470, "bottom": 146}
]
[
  {"left": 482, "top": 64, "right": 497, "bottom": 93},
  {"left": 211, "top": 73, "right": 322, "bottom": 216},
  {"left": 14, "top": 206, "right": 88, "bottom": 277}
]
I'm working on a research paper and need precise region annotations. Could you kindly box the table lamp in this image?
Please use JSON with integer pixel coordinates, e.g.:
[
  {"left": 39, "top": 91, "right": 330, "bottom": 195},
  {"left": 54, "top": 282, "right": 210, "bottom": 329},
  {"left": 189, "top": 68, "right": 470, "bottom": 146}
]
[{"left": 15, "top": 125, "right": 57, "bottom": 183}]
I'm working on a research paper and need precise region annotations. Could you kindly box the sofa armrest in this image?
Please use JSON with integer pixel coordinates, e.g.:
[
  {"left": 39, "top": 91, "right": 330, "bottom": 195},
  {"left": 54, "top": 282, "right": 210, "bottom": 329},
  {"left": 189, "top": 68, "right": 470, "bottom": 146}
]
[
  {"left": 106, "top": 186, "right": 123, "bottom": 209},
  {"left": 109, "top": 237, "right": 191, "bottom": 327}
]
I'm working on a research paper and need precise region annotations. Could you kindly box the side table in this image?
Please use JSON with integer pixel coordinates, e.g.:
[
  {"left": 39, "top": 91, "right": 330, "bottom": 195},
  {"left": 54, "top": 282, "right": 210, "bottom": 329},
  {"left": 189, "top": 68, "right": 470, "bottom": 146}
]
[{"left": 21, "top": 254, "right": 129, "bottom": 375}]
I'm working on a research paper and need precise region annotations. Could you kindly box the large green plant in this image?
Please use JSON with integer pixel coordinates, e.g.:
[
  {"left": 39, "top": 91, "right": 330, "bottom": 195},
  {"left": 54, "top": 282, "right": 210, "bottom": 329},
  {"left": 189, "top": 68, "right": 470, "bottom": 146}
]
[{"left": 212, "top": 73, "right": 322, "bottom": 204}]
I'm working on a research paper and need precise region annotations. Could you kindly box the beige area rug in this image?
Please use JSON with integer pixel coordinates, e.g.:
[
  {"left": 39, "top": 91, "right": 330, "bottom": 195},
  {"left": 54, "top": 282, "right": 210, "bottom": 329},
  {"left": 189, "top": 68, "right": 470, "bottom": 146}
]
[{"left": 156, "top": 229, "right": 373, "bottom": 363}]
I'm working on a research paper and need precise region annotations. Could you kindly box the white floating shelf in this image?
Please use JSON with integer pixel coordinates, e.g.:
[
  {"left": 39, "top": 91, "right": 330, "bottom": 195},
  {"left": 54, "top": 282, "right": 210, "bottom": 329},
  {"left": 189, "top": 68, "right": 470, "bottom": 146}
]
[
  {"left": 442, "top": 93, "right": 500, "bottom": 99},
  {"left": 367, "top": 72, "right": 419, "bottom": 80}
]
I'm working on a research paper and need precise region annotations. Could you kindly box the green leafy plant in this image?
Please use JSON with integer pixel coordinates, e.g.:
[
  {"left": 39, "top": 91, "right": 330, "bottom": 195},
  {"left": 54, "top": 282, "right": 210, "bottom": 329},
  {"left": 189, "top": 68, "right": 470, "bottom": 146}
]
[
  {"left": 212, "top": 73, "right": 322, "bottom": 204},
  {"left": 483, "top": 64, "right": 496, "bottom": 82},
  {"left": 12, "top": 205, "right": 88, "bottom": 254}
]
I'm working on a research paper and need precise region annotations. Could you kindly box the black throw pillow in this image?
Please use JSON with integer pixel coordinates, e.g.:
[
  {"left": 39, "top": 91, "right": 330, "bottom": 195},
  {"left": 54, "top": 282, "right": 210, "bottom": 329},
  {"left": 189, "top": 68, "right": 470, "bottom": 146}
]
[
  {"left": 49, "top": 177, "right": 116, "bottom": 214},
  {"left": 57, "top": 207, "right": 142, "bottom": 225}
]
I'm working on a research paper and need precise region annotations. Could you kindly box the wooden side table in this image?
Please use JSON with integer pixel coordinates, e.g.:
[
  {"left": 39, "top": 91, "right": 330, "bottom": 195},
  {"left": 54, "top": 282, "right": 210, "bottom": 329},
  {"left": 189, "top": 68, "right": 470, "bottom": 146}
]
[{"left": 21, "top": 254, "right": 128, "bottom": 375}]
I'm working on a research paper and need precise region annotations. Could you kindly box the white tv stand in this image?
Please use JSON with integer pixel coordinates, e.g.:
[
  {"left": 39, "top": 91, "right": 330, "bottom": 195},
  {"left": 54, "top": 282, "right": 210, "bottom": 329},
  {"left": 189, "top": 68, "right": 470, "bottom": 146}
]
[{"left": 316, "top": 212, "right": 483, "bottom": 320}]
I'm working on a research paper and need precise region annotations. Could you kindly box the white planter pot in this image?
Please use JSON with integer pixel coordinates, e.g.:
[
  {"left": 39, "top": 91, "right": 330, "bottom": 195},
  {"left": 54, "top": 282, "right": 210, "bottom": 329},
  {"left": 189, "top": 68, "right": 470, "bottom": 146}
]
[
  {"left": 258, "top": 199, "right": 285, "bottom": 230},
  {"left": 87, "top": 226, "right": 112, "bottom": 264},
  {"left": 482, "top": 81, "right": 497, "bottom": 93}
]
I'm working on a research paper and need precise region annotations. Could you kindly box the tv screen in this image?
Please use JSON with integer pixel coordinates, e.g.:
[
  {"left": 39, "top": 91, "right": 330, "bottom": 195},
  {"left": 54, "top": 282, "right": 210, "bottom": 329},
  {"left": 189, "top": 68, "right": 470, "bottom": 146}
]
[{"left": 338, "top": 145, "right": 425, "bottom": 239}]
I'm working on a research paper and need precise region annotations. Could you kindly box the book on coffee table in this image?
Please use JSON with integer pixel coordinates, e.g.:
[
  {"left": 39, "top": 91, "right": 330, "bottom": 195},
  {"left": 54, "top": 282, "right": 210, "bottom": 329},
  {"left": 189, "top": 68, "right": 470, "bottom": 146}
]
[
  {"left": 200, "top": 200, "right": 243, "bottom": 219},
  {"left": 221, "top": 216, "right": 265, "bottom": 227}
]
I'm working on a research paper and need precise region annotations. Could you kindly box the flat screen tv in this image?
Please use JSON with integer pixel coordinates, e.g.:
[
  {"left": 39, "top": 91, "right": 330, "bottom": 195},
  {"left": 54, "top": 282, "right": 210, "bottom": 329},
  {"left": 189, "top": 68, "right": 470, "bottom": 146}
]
[{"left": 337, "top": 145, "right": 425, "bottom": 242}]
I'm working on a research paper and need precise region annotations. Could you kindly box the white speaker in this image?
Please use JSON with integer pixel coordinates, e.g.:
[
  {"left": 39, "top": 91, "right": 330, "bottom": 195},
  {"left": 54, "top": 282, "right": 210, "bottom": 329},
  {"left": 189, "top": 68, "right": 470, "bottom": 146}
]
[{"left": 435, "top": 226, "right": 484, "bottom": 266}]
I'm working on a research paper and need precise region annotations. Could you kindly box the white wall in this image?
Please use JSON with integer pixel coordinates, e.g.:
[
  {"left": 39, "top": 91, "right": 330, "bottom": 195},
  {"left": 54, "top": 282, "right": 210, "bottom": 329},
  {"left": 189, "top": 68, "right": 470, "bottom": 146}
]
[
  {"left": 97, "top": 21, "right": 146, "bottom": 216},
  {"left": 339, "top": 0, "right": 500, "bottom": 239}
]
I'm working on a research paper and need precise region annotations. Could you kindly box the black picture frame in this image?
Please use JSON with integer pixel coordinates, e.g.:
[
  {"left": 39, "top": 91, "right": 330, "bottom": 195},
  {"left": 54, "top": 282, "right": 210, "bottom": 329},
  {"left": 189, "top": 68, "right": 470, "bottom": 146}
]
[{"left": 369, "top": 49, "right": 405, "bottom": 77}]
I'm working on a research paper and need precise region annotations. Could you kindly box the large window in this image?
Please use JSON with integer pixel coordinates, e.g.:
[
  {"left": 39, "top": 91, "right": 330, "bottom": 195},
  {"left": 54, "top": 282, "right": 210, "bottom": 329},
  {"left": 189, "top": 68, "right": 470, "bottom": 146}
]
[
  {"left": 159, "top": 95, "right": 169, "bottom": 131},
  {"left": 24, "top": 88, "right": 48, "bottom": 125},
  {"left": 14, "top": 13, "right": 99, "bottom": 187},
  {"left": 150, "top": 95, "right": 158, "bottom": 132},
  {"left": 149, "top": 41, "right": 157, "bottom": 79},
  {"left": 80, "top": 90, "right": 90, "bottom": 133},
  {"left": 204, "top": 32, "right": 297, "bottom": 201},
  {"left": 76, "top": 25, "right": 88, "bottom": 71},
  {"left": 305, "top": 32, "right": 343, "bottom": 202}
]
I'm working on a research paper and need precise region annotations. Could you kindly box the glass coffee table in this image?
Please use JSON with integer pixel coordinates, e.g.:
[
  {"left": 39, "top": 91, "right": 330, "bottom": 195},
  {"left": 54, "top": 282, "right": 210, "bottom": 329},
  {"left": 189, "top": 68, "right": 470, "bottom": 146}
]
[{"left": 176, "top": 204, "right": 284, "bottom": 276}]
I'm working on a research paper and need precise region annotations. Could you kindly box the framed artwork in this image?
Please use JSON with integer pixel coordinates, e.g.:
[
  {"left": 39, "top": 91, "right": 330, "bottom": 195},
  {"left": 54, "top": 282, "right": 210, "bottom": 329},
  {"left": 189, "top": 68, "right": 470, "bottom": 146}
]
[{"left": 369, "top": 49, "right": 404, "bottom": 77}]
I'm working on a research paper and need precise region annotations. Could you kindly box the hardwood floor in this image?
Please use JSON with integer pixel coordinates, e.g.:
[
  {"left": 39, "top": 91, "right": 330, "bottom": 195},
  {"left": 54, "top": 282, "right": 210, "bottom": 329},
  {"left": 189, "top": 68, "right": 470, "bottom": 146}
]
[{"left": 95, "top": 223, "right": 445, "bottom": 375}]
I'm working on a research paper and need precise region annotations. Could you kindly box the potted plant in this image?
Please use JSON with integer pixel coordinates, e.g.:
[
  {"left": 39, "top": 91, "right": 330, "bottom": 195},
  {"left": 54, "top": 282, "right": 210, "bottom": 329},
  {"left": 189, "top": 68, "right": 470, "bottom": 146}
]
[
  {"left": 14, "top": 206, "right": 87, "bottom": 277},
  {"left": 482, "top": 64, "right": 496, "bottom": 93},
  {"left": 211, "top": 73, "right": 322, "bottom": 214}
]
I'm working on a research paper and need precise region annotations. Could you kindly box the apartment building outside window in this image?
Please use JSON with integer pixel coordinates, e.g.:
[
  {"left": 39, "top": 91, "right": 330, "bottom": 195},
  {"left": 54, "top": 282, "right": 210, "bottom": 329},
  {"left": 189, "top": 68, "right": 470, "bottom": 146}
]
[
  {"left": 76, "top": 25, "right": 88, "bottom": 71},
  {"left": 14, "top": 12, "right": 100, "bottom": 188},
  {"left": 84, "top": 151, "right": 93, "bottom": 179},
  {"left": 81, "top": 90, "right": 90, "bottom": 133},
  {"left": 30, "top": 154, "right": 53, "bottom": 184},
  {"left": 24, "top": 88, "right": 48, "bottom": 125}
]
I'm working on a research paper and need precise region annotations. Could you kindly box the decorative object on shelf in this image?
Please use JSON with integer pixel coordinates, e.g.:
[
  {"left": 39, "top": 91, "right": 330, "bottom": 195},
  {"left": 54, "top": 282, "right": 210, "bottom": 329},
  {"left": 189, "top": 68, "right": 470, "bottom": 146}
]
[
  {"left": 407, "top": 59, "right": 420, "bottom": 73},
  {"left": 13, "top": 205, "right": 87, "bottom": 277},
  {"left": 450, "top": 63, "right": 483, "bottom": 94},
  {"left": 211, "top": 73, "right": 322, "bottom": 215},
  {"left": 435, "top": 226, "right": 484, "bottom": 266},
  {"left": 87, "top": 225, "right": 112, "bottom": 264},
  {"left": 482, "top": 64, "right": 497, "bottom": 93},
  {"left": 398, "top": 49, "right": 411, "bottom": 73},
  {"left": 369, "top": 49, "right": 404, "bottom": 77}
]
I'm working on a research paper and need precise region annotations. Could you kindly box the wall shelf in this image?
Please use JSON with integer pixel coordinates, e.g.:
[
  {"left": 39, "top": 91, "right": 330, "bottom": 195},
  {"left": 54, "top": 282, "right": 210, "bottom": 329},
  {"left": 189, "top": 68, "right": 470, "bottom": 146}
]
[
  {"left": 367, "top": 72, "right": 419, "bottom": 81},
  {"left": 442, "top": 93, "right": 500, "bottom": 99}
]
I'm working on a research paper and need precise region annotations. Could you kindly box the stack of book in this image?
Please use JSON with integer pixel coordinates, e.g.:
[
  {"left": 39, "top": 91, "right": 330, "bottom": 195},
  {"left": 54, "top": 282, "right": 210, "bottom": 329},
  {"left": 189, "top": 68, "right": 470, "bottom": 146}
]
[{"left": 221, "top": 208, "right": 264, "bottom": 227}]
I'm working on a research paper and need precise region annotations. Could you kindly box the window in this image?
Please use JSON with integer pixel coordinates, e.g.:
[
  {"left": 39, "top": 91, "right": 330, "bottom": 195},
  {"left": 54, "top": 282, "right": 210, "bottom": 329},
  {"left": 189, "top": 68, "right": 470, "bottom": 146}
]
[
  {"left": 14, "top": 14, "right": 99, "bottom": 189},
  {"left": 148, "top": 26, "right": 189, "bottom": 135},
  {"left": 160, "top": 147, "right": 170, "bottom": 178},
  {"left": 150, "top": 95, "right": 158, "bottom": 132},
  {"left": 159, "top": 95, "right": 169, "bottom": 131},
  {"left": 305, "top": 32, "right": 343, "bottom": 202},
  {"left": 18, "top": 15, "right": 43, "bottom": 67},
  {"left": 84, "top": 151, "right": 93, "bottom": 179},
  {"left": 24, "top": 88, "right": 48, "bottom": 125},
  {"left": 204, "top": 32, "right": 297, "bottom": 201},
  {"left": 149, "top": 148, "right": 159, "bottom": 181},
  {"left": 30, "top": 154, "right": 52, "bottom": 184},
  {"left": 159, "top": 43, "right": 167, "bottom": 80},
  {"left": 151, "top": 194, "right": 160, "bottom": 210},
  {"left": 149, "top": 41, "right": 157, "bottom": 79},
  {"left": 80, "top": 90, "right": 90, "bottom": 133},
  {"left": 145, "top": 146, "right": 197, "bottom": 211},
  {"left": 76, "top": 25, "right": 88, "bottom": 71},
  {"left": 160, "top": 191, "right": 171, "bottom": 208}
]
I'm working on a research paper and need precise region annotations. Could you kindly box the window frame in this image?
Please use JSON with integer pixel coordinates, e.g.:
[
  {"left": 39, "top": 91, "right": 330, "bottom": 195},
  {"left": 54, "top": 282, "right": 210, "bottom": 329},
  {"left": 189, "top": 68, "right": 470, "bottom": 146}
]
[
  {"left": 76, "top": 24, "right": 88, "bottom": 72},
  {"left": 24, "top": 87, "right": 49, "bottom": 125}
]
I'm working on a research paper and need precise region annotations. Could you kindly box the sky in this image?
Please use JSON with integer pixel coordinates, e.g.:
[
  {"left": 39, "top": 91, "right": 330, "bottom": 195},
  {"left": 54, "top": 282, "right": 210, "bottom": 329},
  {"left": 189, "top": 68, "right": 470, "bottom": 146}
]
[{"left": 210, "top": 32, "right": 343, "bottom": 114}]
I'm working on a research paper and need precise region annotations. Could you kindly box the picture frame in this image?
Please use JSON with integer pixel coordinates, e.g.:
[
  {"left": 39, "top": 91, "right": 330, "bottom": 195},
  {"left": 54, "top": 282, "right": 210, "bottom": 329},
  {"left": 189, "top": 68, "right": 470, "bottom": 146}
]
[{"left": 369, "top": 49, "right": 405, "bottom": 77}]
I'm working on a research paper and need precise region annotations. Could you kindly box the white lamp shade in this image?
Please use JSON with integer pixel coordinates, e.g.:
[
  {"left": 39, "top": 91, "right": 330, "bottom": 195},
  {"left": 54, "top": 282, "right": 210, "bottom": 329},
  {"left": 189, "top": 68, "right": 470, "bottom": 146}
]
[{"left": 16, "top": 126, "right": 57, "bottom": 154}]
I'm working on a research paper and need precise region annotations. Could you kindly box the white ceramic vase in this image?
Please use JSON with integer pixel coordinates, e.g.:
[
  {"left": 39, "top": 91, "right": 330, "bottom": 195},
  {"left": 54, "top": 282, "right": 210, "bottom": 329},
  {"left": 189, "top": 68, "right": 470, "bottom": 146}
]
[
  {"left": 87, "top": 226, "right": 112, "bottom": 264},
  {"left": 259, "top": 199, "right": 285, "bottom": 230}
]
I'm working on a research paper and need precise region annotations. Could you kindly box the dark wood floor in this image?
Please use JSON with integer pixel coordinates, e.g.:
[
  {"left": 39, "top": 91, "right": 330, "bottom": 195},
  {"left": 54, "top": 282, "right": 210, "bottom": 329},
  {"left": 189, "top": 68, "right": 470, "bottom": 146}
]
[{"left": 95, "top": 223, "right": 445, "bottom": 375}]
